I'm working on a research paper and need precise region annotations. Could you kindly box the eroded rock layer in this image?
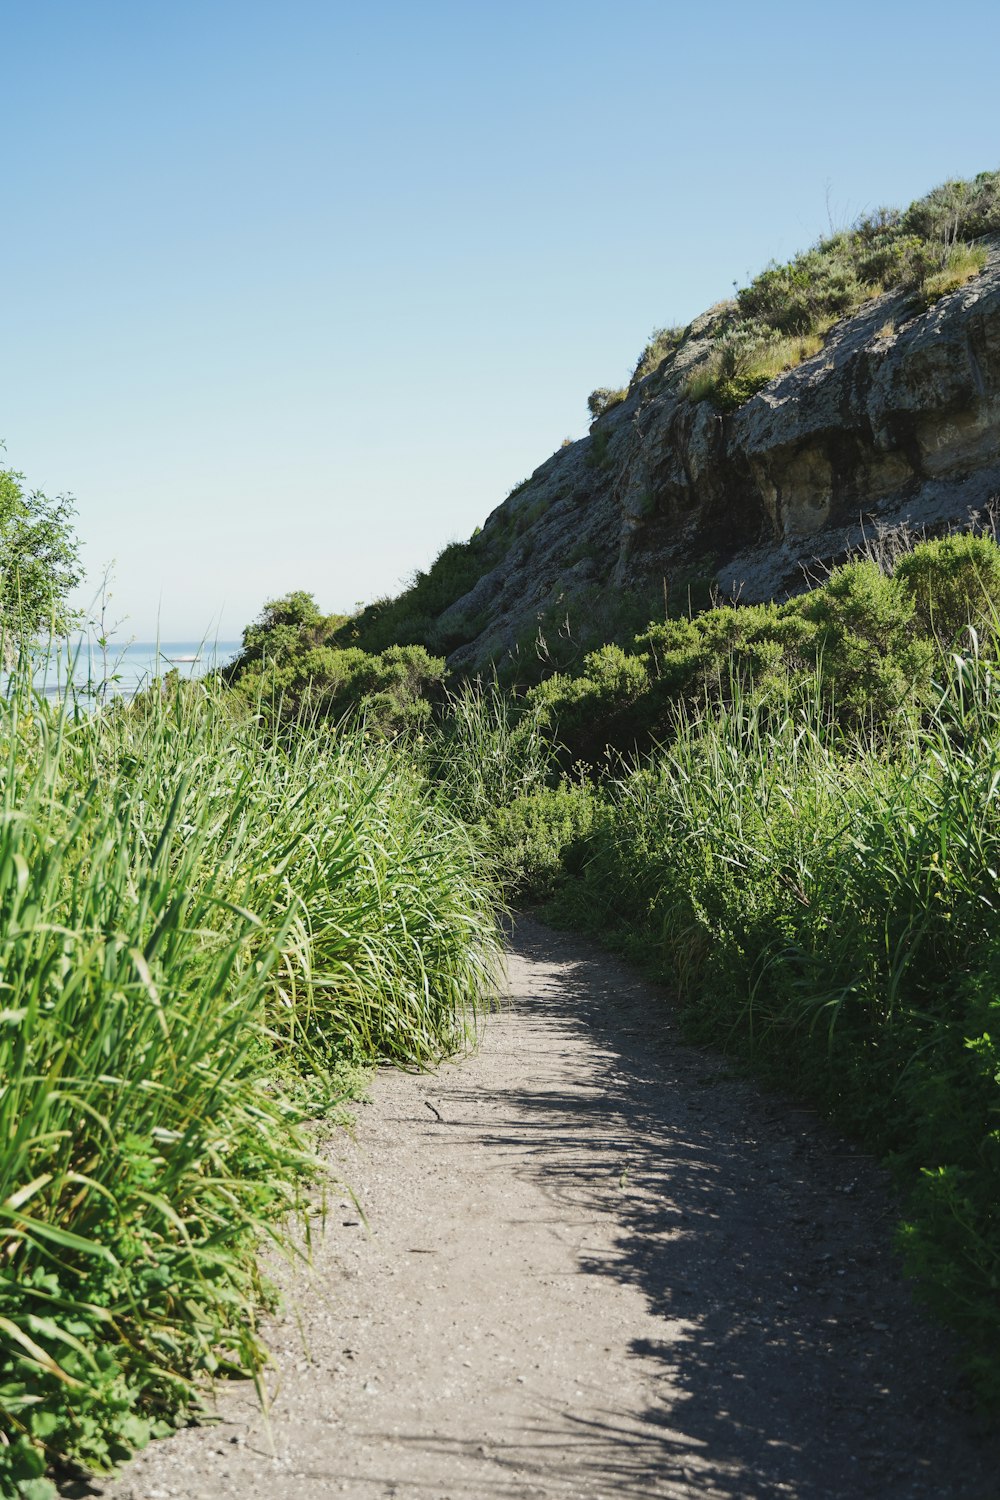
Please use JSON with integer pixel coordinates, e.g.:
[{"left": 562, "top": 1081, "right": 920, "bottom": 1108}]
[{"left": 445, "top": 245, "right": 1000, "bottom": 670}]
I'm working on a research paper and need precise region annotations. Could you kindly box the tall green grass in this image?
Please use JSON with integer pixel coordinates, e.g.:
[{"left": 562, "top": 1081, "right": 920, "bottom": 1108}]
[
  {"left": 0, "top": 674, "right": 500, "bottom": 1495},
  {"left": 425, "top": 679, "right": 557, "bottom": 823},
  {"left": 535, "top": 656, "right": 1000, "bottom": 1398}
]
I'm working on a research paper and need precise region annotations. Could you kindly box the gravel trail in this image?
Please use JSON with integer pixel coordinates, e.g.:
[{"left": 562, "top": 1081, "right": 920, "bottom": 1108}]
[{"left": 95, "top": 918, "right": 999, "bottom": 1499}]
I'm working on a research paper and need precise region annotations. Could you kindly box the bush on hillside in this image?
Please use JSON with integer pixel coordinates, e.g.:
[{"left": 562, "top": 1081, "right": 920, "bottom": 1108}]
[
  {"left": 334, "top": 536, "right": 494, "bottom": 656},
  {"left": 225, "top": 588, "right": 451, "bottom": 732},
  {"left": 587, "top": 387, "right": 627, "bottom": 422},
  {"left": 901, "top": 170, "right": 1000, "bottom": 243},
  {"left": 800, "top": 560, "right": 935, "bottom": 728},
  {"left": 486, "top": 779, "right": 600, "bottom": 902},
  {"left": 629, "top": 326, "right": 685, "bottom": 388},
  {"left": 228, "top": 640, "right": 446, "bottom": 733},
  {"left": 737, "top": 242, "right": 863, "bottom": 335},
  {"left": 524, "top": 534, "right": 1000, "bottom": 762},
  {"left": 893, "top": 532, "right": 1000, "bottom": 644},
  {"left": 231, "top": 590, "right": 332, "bottom": 668}
]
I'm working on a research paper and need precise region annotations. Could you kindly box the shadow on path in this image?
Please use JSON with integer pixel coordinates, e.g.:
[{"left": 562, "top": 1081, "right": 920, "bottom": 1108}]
[{"left": 424, "top": 916, "right": 1000, "bottom": 1500}]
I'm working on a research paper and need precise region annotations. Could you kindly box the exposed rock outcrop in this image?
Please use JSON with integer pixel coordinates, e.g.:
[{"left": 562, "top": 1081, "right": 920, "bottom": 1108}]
[{"left": 444, "top": 246, "right": 1000, "bottom": 671}]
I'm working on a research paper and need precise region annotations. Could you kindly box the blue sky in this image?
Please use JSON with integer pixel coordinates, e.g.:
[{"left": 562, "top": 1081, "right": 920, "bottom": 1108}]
[{"left": 2, "top": 0, "right": 999, "bottom": 639}]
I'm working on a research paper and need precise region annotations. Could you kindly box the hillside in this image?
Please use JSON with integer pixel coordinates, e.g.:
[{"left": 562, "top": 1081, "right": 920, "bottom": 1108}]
[{"left": 334, "top": 172, "right": 1000, "bottom": 677}]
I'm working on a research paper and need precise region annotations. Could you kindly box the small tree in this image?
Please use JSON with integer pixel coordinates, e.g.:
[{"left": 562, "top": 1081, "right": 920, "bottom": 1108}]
[
  {"left": 0, "top": 465, "right": 82, "bottom": 655},
  {"left": 228, "top": 590, "right": 326, "bottom": 675},
  {"left": 587, "top": 387, "right": 627, "bottom": 422}
]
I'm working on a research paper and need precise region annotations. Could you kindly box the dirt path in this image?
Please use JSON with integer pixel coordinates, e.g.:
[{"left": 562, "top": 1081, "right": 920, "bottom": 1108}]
[{"left": 96, "top": 918, "right": 999, "bottom": 1500}]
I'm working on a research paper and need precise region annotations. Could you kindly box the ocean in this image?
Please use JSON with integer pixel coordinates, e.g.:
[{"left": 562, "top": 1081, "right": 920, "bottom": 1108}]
[{"left": 24, "top": 640, "right": 244, "bottom": 701}]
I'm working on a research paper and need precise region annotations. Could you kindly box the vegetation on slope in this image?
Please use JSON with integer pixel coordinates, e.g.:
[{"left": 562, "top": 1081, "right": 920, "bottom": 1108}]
[
  {"left": 526, "top": 531, "right": 1000, "bottom": 760},
  {"left": 233, "top": 528, "right": 1000, "bottom": 756},
  {"left": 222, "top": 588, "right": 448, "bottom": 732},
  {"left": 600, "top": 170, "right": 999, "bottom": 414}
]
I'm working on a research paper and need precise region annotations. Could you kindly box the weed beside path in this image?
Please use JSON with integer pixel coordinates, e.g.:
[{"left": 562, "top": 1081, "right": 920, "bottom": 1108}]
[{"left": 98, "top": 920, "right": 1000, "bottom": 1500}]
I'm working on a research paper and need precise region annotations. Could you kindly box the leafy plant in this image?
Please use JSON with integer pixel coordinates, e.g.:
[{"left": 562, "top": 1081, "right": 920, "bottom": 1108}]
[
  {"left": 487, "top": 778, "right": 600, "bottom": 901},
  {"left": 586, "top": 387, "right": 627, "bottom": 422},
  {"left": 0, "top": 463, "right": 82, "bottom": 653},
  {"left": 0, "top": 671, "right": 501, "bottom": 1488},
  {"left": 521, "top": 537, "right": 1000, "bottom": 761}
]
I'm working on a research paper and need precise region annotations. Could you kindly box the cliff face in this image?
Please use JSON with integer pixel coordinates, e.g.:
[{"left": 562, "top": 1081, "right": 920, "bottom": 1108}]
[{"left": 444, "top": 244, "right": 1000, "bottom": 671}]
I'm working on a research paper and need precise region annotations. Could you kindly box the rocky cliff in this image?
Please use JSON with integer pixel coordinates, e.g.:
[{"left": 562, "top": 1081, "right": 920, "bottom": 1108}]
[{"left": 440, "top": 241, "right": 1000, "bottom": 672}]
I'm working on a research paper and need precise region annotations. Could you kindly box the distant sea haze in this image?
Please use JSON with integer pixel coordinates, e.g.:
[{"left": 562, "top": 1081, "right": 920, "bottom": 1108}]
[{"left": 30, "top": 641, "right": 243, "bottom": 699}]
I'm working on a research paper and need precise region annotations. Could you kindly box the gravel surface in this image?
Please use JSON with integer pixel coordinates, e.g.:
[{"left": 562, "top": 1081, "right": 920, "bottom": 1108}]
[{"left": 89, "top": 917, "right": 1000, "bottom": 1499}]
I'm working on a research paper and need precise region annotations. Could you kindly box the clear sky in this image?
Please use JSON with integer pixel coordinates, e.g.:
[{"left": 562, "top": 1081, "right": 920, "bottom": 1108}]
[{"left": 2, "top": 0, "right": 999, "bottom": 639}]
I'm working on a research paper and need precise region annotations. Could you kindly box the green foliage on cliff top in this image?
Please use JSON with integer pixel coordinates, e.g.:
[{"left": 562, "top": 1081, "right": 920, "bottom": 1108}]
[
  {"left": 679, "top": 173, "right": 997, "bottom": 410},
  {"left": 587, "top": 170, "right": 998, "bottom": 416}
]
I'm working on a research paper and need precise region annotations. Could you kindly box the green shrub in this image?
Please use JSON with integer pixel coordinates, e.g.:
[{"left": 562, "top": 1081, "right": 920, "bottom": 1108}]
[
  {"left": 528, "top": 643, "right": 652, "bottom": 761},
  {"left": 0, "top": 464, "right": 83, "bottom": 649},
  {"left": 895, "top": 532, "right": 1000, "bottom": 644},
  {"left": 585, "top": 427, "right": 613, "bottom": 469},
  {"left": 586, "top": 387, "right": 627, "bottom": 422},
  {"left": 901, "top": 170, "right": 1000, "bottom": 243},
  {"left": 228, "top": 640, "right": 447, "bottom": 733},
  {"left": 487, "top": 779, "right": 601, "bottom": 902},
  {"left": 737, "top": 242, "right": 863, "bottom": 336},
  {"left": 682, "top": 321, "right": 830, "bottom": 411},
  {"left": 222, "top": 589, "right": 326, "bottom": 676},
  {"left": 911, "top": 241, "right": 990, "bottom": 309},
  {"left": 521, "top": 540, "right": 1000, "bottom": 763},
  {"left": 801, "top": 559, "right": 934, "bottom": 727},
  {"left": 855, "top": 229, "right": 925, "bottom": 289}
]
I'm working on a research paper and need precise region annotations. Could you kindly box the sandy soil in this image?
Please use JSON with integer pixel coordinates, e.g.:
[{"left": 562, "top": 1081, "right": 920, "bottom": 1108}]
[{"left": 90, "top": 917, "right": 1000, "bottom": 1500}]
